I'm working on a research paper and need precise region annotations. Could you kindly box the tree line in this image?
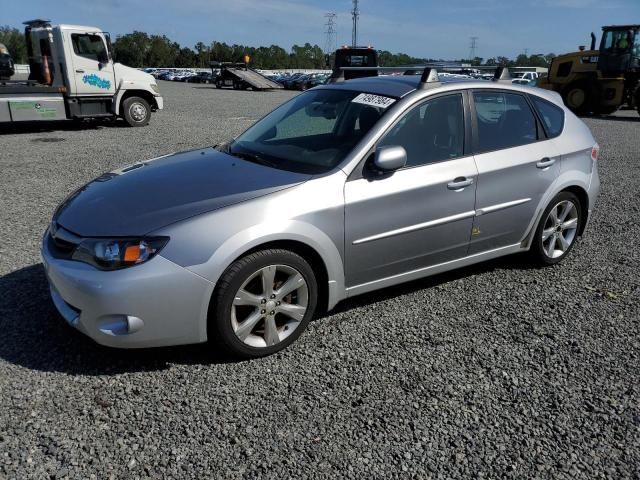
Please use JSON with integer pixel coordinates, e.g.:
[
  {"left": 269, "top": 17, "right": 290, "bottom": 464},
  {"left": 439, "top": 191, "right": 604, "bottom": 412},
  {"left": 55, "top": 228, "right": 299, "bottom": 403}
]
[{"left": 0, "top": 25, "right": 555, "bottom": 70}]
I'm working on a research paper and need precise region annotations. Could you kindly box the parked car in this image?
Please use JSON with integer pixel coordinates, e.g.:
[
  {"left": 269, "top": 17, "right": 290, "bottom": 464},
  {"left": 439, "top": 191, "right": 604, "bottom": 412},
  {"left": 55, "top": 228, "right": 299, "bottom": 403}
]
[
  {"left": 188, "top": 72, "right": 215, "bottom": 84},
  {"left": 293, "top": 73, "right": 330, "bottom": 90},
  {"left": 43, "top": 73, "right": 600, "bottom": 358},
  {"left": 281, "top": 72, "right": 306, "bottom": 89}
]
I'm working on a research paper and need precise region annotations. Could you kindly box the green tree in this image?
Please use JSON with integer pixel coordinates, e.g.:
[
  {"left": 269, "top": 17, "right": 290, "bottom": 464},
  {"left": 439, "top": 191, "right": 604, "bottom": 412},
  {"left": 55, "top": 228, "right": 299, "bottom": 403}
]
[
  {"left": 146, "top": 35, "right": 179, "bottom": 67},
  {"left": 176, "top": 47, "right": 196, "bottom": 67},
  {"left": 194, "top": 41, "right": 209, "bottom": 67},
  {"left": 113, "top": 31, "right": 150, "bottom": 67},
  {"left": 0, "top": 26, "right": 27, "bottom": 63}
]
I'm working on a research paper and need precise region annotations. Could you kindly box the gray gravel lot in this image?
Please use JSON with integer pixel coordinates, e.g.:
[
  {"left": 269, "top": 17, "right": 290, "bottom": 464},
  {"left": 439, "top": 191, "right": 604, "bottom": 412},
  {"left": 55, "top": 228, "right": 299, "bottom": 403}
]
[{"left": 1, "top": 80, "right": 639, "bottom": 479}]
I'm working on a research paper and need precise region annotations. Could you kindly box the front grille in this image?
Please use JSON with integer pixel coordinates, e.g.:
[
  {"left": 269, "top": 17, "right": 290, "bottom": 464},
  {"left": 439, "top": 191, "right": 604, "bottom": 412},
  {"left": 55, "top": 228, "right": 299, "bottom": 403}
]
[{"left": 48, "top": 223, "right": 82, "bottom": 259}]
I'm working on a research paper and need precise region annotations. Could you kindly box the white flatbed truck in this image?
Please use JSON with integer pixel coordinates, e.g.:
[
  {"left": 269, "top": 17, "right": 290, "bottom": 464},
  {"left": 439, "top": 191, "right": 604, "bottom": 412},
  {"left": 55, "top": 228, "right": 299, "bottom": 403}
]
[{"left": 0, "top": 19, "right": 163, "bottom": 127}]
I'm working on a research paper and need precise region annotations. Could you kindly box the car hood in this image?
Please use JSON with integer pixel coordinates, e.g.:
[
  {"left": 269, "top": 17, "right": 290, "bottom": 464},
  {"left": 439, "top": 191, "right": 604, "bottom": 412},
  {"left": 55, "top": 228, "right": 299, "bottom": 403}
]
[{"left": 54, "top": 148, "right": 311, "bottom": 237}]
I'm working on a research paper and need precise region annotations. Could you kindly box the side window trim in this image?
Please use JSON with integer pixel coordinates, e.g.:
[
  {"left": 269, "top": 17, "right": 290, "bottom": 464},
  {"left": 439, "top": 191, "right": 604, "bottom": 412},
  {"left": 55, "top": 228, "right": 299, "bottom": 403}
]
[
  {"left": 347, "top": 90, "right": 471, "bottom": 181},
  {"left": 469, "top": 89, "right": 543, "bottom": 155},
  {"left": 527, "top": 94, "right": 565, "bottom": 139}
]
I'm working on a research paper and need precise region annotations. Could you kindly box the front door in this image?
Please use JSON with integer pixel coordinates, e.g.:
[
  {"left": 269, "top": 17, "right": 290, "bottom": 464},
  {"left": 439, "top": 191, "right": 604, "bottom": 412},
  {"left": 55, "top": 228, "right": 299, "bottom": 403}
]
[
  {"left": 67, "top": 31, "right": 116, "bottom": 96},
  {"left": 468, "top": 90, "right": 560, "bottom": 255},
  {"left": 344, "top": 93, "right": 477, "bottom": 288}
]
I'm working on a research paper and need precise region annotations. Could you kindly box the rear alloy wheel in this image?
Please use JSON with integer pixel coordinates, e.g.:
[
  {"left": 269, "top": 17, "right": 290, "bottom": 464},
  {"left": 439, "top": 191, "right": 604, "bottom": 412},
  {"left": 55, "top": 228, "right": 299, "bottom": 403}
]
[
  {"left": 122, "top": 96, "right": 151, "bottom": 127},
  {"left": 531, "top": 192, "right": 582, "bottom": 265},
  {"left": 210, "top": 249, "right": 318, "bottom": 358}
]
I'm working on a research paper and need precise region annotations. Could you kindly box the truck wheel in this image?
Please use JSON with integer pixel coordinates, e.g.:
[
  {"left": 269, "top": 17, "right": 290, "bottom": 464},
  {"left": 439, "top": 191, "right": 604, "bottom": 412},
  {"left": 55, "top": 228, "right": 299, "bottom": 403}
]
[
  {"left": 122, "top": 96, "right": 151, "bottom": 127},
  {"left": 562, "top": 82, "right": 594, "bottom": 116}
]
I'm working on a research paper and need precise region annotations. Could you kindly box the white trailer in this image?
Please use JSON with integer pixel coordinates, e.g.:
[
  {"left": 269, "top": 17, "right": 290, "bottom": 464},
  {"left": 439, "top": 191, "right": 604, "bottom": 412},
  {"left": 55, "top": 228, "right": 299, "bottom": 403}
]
[{"left": 0, "top": 19, "right": 163, "bottom": 127}]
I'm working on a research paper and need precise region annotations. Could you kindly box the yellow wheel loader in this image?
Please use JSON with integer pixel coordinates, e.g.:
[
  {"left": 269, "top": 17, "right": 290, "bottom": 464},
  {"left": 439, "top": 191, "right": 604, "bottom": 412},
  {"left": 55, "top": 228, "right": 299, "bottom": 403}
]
[{"left": 538, "top": 25, "right": 640, "bottom": 116}]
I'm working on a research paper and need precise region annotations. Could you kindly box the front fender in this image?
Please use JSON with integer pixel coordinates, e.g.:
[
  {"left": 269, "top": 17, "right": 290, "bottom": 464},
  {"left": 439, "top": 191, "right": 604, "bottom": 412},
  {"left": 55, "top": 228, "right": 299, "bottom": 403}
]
[
  {"left": 113, "top": 81, "right": 162, "bottom": 114},
  {"left": 186, "top": 220, "right": 346, "bottom": 310},
  {"left": 154, "top": 174, "right": 348, "bottom": 310}
]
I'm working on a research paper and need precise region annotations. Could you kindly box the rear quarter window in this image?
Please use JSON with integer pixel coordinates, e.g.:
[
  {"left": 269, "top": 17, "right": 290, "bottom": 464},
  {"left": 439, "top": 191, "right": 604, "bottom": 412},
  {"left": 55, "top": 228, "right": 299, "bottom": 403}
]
[{"left": 531, "top": 96, "right": 564, "bottom": 138}]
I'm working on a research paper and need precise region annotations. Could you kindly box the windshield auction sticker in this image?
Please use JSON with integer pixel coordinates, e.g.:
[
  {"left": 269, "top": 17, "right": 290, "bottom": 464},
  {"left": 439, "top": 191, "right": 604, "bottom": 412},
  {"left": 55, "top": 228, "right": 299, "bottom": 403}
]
[{"left": 351, "top": 93, "right": 396, "bottom": 109}]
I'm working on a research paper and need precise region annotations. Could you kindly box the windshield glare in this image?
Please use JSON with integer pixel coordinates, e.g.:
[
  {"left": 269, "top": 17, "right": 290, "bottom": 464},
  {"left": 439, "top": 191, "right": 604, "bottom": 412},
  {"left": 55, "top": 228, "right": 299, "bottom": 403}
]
[{"left": 228, "top": 89, "right": 393, "bottom": 174}]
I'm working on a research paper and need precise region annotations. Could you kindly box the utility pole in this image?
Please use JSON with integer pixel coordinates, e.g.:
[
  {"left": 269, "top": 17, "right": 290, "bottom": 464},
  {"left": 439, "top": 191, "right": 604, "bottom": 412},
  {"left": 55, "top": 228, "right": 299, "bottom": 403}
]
[
  {"left": 524, "top": 48, "right": 529, "bottom": 56},
  {"left": 469, "top": 36, "right": 478, "bottom": 61},
  {"left": 351, "top": 0, "right": 359, "bottom": 47},
  {"left": 324, "top": 12, "right": 337, "bottom": 55}
]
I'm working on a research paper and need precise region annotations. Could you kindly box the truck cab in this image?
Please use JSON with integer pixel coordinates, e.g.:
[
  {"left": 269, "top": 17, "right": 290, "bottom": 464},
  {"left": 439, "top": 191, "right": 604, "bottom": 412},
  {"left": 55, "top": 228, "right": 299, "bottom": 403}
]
[{"left": 1, "top": 19, "right": 163, "bottom": 126}]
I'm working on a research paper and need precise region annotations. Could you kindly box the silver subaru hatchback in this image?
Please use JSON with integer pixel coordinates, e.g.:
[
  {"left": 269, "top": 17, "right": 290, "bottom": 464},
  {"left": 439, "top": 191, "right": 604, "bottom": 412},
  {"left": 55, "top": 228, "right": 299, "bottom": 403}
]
[{"left": 42, "top": 70, "right": 600, "bottom": 357}]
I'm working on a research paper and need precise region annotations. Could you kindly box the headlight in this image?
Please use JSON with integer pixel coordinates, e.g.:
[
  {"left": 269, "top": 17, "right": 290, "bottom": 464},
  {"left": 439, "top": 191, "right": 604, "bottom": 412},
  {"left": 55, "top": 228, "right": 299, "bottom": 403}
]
[
  {"left": 72, "top": 237, "right": 169, "bottom": 270},
  {"left": 150, "top": 83, "right": 160, "bottom": 94}
]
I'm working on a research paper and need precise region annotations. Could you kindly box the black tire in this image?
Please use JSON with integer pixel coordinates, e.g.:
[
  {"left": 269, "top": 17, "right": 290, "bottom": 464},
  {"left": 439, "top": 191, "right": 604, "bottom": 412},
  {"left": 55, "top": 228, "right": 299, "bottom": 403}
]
[
  {"left": 562, "top": 81, "right": 595, "bottom": 116},
  {"left": 530, "top": 191, "right": 583, "bottom": 266},
  {"left": 121, "top": 96, "right": 151, "bottom": 127},
  {"left": 209, "top": 249, "right": 318, "bottom": 359}
]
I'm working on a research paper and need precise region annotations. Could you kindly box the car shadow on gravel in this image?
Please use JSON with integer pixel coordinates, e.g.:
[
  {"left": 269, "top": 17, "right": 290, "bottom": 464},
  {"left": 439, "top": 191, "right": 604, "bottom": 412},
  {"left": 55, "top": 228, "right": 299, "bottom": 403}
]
[
  {"left": 593, "top": 114, "right": 640, "bottom": 123},
  {"left": 0, "top": 254, "right": 535, "bottom": 375},
  {"left": 0, "top": 264, "right": 235, "bottom": 375},
  {"left": 0, "top": 119, "right": 121, "bottom": 135}
]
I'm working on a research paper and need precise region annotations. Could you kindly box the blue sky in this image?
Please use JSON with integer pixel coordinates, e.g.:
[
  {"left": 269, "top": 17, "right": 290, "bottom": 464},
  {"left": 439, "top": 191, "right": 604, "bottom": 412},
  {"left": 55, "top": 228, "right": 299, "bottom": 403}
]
[{"left": 5, "top": 0, "right": 640, "bottom": 59}]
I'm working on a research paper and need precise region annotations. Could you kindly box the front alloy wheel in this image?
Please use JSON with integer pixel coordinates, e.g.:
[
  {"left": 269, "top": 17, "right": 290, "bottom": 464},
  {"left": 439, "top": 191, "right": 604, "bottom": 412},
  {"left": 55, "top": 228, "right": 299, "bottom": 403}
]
[
  {"left": 209, "top": 249, "right": 318, "bottom": 358},
  {"left": 231, "top": 265, "right": 309, "bottom": 348}
]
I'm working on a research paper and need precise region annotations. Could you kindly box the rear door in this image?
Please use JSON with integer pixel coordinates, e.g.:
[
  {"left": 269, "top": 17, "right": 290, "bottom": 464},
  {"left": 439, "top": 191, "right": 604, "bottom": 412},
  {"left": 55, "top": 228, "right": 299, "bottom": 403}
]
[
  {"left": 344, "top": 93, "right": 477, "bottom": 288},
  {"left": 66, "top": 31, "right": 116, "bottom": 96},
  {"left": 468, "top": 90, "right": 560, "bottom": 255}
]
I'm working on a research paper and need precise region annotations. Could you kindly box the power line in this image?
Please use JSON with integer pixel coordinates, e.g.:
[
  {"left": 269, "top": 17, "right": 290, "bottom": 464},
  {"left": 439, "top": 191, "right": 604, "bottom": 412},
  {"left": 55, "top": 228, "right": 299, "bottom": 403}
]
[
  {"left": 469, "top": 36, "right": 478, "bottom": 60},
  {"left": 351, "top": 0, "right": 359, "bottom": 47},
  {"left": 324, "top": 12, "right": 337, "bottom": 55}
]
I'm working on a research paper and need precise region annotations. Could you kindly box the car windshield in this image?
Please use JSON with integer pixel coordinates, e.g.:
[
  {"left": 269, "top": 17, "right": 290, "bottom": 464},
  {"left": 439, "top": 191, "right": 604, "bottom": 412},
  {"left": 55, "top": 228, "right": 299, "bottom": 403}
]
[{"left": 224, "top": 89, "right": 396, "bottom": 174}]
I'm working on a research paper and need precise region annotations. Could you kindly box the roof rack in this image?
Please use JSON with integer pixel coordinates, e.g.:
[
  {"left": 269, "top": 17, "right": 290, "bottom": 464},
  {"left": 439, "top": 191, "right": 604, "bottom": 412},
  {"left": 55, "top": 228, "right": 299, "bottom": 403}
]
[{"left": 329, "top": 65, "right": 441, "bottom": 89}]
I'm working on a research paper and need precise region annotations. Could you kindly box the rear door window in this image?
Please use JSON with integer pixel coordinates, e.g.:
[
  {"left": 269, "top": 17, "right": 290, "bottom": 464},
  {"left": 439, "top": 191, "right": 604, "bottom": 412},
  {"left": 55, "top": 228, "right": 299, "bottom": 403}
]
[
  {"left": 530, "top": 96, "right": 564, "bottom": 138},
  {"left": 473, "top": 91, "right": 538, "bottom": 153}
]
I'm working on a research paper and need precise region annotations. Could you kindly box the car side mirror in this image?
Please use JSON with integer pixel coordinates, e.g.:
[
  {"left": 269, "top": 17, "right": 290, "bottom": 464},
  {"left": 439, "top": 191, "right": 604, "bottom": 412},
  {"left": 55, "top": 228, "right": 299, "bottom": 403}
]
[{"left": 373, "top": 145, "right": 407, "bottom": 172}]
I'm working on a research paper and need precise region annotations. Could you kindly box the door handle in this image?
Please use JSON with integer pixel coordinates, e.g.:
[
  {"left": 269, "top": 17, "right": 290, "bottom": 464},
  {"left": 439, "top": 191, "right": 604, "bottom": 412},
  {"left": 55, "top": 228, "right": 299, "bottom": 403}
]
[
  {"left": 536, "top": 157, "right": 556, "bottom": 169},
  {"left": 75, "top": 69, "right": 85, "bottom": 73},
  {"left": 447, "top": 177, "right": 473, "bottom": 191}
]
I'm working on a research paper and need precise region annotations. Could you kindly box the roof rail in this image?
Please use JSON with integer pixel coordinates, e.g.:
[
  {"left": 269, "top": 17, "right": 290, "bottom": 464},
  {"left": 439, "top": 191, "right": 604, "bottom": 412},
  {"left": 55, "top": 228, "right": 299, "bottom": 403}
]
[
  {"left": 329, "top": 65, "right": 441, "bottom": 88},
  {"left": 493, "top": 65, "right": 512, "bottom": 83}
]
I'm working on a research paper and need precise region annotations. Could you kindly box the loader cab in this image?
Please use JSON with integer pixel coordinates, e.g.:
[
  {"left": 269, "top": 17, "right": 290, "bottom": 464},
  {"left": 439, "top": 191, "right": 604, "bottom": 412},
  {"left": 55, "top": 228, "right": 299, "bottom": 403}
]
[{"left": 598, "top": 25, "right": 640, "bottom": 75}]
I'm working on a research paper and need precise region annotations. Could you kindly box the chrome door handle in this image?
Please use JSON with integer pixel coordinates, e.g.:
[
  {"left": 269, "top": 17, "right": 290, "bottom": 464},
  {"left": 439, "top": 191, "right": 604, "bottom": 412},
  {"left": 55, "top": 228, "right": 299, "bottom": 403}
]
[
  {"left": 447, "top": 177, "right": 473, "bottom": 191},
  {"left": 536, "top": 157, "right": 556, "bottom": 169},
  {"left": 75, "top": 69, "right": 85, "bottom": 73}
]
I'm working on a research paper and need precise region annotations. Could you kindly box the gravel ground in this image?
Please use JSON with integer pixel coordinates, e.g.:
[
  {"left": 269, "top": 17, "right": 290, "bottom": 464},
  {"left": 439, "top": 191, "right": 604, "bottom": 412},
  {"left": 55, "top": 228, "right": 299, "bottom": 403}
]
[{"left": 0, "top": 81, "right": 639, "bottom": 479}]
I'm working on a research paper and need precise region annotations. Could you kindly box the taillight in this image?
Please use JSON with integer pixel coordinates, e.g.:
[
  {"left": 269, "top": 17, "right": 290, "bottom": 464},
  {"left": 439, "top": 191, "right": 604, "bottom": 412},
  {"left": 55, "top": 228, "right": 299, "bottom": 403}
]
[{"left": 591, "top": 143, "right": 599, "bottom": 161}]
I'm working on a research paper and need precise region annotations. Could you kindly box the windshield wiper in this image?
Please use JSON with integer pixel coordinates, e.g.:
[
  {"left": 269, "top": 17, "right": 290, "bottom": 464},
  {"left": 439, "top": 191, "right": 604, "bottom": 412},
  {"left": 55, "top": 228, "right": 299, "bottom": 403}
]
[{"left": 228, "top": 150, "right": 278, "bottom": 169}]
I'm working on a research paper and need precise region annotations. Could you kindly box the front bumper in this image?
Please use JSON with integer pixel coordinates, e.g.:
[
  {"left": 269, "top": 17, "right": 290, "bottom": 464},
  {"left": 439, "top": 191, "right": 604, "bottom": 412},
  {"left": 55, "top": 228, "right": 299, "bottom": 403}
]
[
  {"left": 41, "top": 234, "right": 213, "bottom": 348},
  {"left": 154, "top": 95, "right": 164, "bottom": 110}
]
